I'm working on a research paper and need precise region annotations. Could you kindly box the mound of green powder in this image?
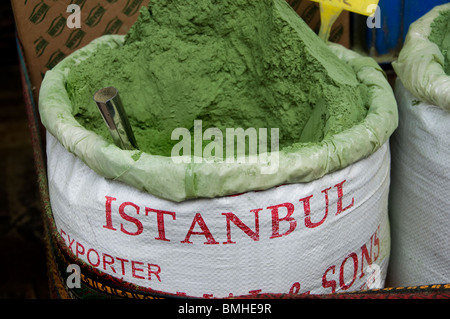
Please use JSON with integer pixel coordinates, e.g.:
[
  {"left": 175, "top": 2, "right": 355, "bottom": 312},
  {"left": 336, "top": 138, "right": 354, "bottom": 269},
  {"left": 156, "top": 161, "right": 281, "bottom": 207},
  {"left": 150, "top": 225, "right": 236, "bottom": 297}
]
[
  {"left": 67, "top": 0, "right": 368, "bottom": 157},
  {"left": 429, "top": 9, "right": 450, "bottom": 75}
]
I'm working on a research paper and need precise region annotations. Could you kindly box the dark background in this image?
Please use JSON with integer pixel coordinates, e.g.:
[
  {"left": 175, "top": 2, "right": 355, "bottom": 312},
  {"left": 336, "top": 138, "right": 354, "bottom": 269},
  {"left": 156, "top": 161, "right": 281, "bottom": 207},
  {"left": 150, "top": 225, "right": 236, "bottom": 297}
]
[{"left": 0, "top": 1, "right": 49, "bottom": 299}]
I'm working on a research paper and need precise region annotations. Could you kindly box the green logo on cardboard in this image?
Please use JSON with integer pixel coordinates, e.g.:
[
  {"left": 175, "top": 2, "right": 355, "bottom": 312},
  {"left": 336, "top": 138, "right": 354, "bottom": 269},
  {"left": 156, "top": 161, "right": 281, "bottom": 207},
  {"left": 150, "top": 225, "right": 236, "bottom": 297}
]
[
  {"left": 288, "top": 0, "right": 304, "bottom": 12},
  {"left": 47, "top": 14, "right": 66, "bottom": 37},
  {"left": 70, "top": 0, "right": 87, "bottom": 10},
  {"left": 103, "top": 17, "right": 123, "bottom": 35},
  {"left": 45, "top": 50, "right": 66, "bottom": 70},
  {"left": 123, "top": 0, "right": 144, "bottom": 17},
  {"left": 329, "top": 23, "right": 344, "bottom": 43},
  {"left": 66, "top": 29, "right": 86, "bottom": 49},
  {"left": 33, "top": 37, "right": 48, "bottom": 57},
  {"left": 29, "top": 1, "right": 50, "bottom": 24},
  {"left": 85, "top": 4, "right": 106, "bottom": 27},
  {"left": 302, "top": 3, "right": 319, "bottom": 24}
]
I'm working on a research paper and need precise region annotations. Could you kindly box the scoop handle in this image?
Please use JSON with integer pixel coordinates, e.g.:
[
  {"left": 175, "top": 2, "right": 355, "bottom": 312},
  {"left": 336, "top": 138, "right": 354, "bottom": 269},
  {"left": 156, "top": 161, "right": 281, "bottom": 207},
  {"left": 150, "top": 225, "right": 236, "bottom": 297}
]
[{"left": 93, "top": 87, "right": 138, "bottom": 151}]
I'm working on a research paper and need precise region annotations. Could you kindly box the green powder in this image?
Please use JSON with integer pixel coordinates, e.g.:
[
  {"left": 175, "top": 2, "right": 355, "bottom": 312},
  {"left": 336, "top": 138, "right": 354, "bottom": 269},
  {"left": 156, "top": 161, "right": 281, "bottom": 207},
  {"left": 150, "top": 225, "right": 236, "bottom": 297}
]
[
  {"left": 67, "top": 0, "right": 368, "bottom": 157},
  {"left": 429, "top": 9, "right": 450, "bottom": 75}
]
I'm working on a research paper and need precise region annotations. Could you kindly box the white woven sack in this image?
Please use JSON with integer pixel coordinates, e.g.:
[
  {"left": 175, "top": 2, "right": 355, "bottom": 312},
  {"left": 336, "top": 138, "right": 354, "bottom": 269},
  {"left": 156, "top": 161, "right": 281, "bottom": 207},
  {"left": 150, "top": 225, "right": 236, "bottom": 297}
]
[
  {"left": 47, "top": 131, "right": 391, "bottom": 298},
  {"left": 392, "top": 4, "right": 450, "bottom": 111},
  {"left": 388, "top": 79, "right": 450, "bottom": 287},
  {"left": 388, "top": 3, "right": 450, "bottom": 287}
]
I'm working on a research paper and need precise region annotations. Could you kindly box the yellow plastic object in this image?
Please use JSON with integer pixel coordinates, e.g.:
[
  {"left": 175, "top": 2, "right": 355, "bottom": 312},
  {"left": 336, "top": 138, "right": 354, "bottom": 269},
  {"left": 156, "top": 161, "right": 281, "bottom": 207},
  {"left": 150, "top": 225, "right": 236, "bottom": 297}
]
[{"left": 309, "top": 0, "right": 379, "bottom": 41}]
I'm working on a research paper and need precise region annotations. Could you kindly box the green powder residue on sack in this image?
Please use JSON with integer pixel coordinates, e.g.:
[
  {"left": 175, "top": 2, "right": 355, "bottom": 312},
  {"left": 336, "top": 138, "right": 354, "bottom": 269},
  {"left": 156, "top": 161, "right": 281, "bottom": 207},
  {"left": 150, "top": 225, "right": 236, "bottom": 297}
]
[
  {"left": 429, "top": 9, "right": 450, "bottom": 75},
  {"left": 66, "top": 0, "right": 368, "bottom": 157}
]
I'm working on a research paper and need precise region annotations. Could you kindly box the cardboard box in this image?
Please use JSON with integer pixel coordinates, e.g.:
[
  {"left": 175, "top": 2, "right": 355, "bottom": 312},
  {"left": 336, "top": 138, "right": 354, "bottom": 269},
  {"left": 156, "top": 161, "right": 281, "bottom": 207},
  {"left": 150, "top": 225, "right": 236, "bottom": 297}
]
[
  {"left": 11, "top": 0, "right": 150, "bottom": 104},
  {"left": 11, "top": 0, "right": 349, "bottom": 106}
]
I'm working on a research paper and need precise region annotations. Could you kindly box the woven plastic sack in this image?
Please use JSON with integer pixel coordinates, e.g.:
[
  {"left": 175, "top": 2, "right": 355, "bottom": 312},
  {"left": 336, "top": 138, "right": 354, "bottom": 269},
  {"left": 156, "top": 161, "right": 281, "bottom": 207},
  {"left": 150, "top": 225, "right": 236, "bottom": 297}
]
[
  {"left": 39, "top": 36, "right": 398, "bottom": 202},
  {"left": 39, "top": 36, "right": 398, "bottom": 298},
  {"left": 389, "top": 4, "right": 450, "bottom": 286},
  {"left": 392, "top": 3, "right": 450, "bottom": 111},
  {"left": 47, "top": 130, "right": 391, "bottom": 297},
  {"left": 388, "top": 80, "right": 450, "bottom": 286}
]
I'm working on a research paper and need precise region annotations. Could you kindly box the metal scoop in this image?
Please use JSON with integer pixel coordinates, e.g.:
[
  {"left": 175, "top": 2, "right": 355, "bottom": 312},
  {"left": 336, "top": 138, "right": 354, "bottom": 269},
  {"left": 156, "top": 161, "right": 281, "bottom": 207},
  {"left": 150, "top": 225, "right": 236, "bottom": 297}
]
[{"left": 93, "top": 87, "right": 138, "bottom": 150}]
